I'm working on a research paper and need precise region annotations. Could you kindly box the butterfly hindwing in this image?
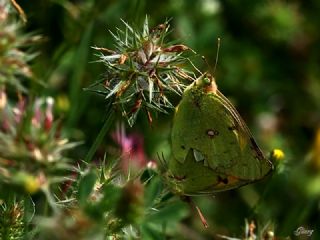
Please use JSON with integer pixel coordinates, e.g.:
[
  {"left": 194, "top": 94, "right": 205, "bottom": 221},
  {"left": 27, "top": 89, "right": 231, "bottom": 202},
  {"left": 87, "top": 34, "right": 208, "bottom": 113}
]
[
  {"left": 172, "top": 86, "right": 241, "bottom": 170},
  {"left": 168, "top": 149, "right": 250, "bottom": 196}
]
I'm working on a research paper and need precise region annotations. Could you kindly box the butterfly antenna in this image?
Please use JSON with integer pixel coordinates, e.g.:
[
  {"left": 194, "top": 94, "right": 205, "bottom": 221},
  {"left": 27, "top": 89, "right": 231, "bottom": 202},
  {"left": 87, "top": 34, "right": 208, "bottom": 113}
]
[
  {"left": 183, "top": 46, "right": 203, "bottom": 76},
  {"left": 201, "top": 56, "right": 214, "bottom": 84},
  {"left": 213, "top": 37, "right": 221, "bottom": 75},
  {"left": 201, "top": 56, "right": 213, "bottom": 74},
  {"left": 201, "top": 37, "right": 221, "bottom": 77}
]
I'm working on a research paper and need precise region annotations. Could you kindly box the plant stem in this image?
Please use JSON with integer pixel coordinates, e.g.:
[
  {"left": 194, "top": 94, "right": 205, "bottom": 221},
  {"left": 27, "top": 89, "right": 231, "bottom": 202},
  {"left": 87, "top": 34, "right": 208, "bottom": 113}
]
[{"left": 85, "top": 108, "right": 115, "bottom": 163}]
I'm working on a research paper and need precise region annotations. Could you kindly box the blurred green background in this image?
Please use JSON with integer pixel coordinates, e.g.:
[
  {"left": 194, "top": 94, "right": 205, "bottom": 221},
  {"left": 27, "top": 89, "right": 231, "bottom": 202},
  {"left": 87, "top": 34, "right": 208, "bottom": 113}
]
[{"left": 19, "top": 0, "right": 320, "bottom": 238}]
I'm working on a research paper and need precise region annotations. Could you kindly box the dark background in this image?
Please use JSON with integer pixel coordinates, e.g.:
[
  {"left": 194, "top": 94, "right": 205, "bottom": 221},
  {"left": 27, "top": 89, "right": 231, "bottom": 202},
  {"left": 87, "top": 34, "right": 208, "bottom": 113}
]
[{"left": 19, "top": 0, "right": 320, "bottom": 238}]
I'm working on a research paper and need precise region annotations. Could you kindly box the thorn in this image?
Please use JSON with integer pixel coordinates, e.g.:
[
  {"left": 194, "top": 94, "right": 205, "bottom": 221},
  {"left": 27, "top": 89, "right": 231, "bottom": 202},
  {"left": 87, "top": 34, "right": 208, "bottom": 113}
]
[
  {"left": 146, "top": 109, "right": 153, "bottom": 125},
  {"left": 91, "top": 46, "right": 116, "bottom": 54},
  {"left": 162, "top": 45, "right": 189, "bottom": 53},
  {"left": 129, "top": 99, "right": 142, "bottom": 114},
  {"left": 195, "top": 205, "right": 209, "bottom": 228},
  {"left": 118, "top": 54, "right": 127, "bottom": 64},
  {"left": 185, "top": 196, "right": 209, "bottom": 228},
  {"left": 10, "top": 0, "right": 27, "bottom": 23}
]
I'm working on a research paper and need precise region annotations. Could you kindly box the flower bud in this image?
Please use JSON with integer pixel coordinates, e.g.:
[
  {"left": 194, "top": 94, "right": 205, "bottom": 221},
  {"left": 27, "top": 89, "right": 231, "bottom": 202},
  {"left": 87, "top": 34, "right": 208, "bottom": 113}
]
[
  {"left": 0, "top": 88, "right": 7, "bottom": 109},
  {"left": 270, "top": 149, "right": 285, "bottom": 162},
  {"left": 114, "top": 180, "right": 144, "bottom": 225},
  {"left": 44, "top": 97, "right": 54, "bottom": 131}
]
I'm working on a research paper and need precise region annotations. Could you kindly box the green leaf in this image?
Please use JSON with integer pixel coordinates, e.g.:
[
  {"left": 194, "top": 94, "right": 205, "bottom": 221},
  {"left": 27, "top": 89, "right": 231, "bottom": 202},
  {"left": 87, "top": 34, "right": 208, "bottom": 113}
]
[
  {"left": 144, "top": 175, "right": 162, "bottom": 208},
  {"left": 77, "top": 170, "right": 97, "bottom": 206},
  {"left": 142, "top": 16, "right": 149, "bottom": 39},
  {"left": 98, "top": 184, "right": 122, "bottom": 212},
  {"left": 67, "top": 22, "right": 93, "bottom": 127},
  {"left": 140, "top": 224, "right": 163, "bottom": 240},
  {"left": 144, "top": 201, "right": 188, "bottom": 224}
]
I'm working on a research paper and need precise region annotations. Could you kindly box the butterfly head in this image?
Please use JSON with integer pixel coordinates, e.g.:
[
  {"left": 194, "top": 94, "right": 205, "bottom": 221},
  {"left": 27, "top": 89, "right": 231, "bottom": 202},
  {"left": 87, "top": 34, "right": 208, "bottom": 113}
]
[{"left": 195, "top": 72, "right": 217, "bottom": 94}]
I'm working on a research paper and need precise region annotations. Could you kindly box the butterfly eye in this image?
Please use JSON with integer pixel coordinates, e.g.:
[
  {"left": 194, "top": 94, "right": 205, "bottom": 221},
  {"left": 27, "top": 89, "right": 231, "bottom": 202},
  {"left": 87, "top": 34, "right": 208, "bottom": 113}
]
[{"left": 203, "top": 77, "right": 211, "bottom": 85}]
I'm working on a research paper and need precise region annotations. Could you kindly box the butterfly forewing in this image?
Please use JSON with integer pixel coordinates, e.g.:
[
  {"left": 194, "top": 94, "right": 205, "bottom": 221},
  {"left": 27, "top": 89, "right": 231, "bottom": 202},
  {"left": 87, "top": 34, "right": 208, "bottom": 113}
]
[{"left": 215, "top": 90, "right": 273, "bottom": 179}]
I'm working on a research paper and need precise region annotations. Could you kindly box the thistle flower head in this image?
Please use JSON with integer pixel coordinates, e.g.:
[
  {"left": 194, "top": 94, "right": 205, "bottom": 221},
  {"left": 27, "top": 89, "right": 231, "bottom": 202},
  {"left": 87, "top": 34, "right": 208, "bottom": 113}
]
[
  {"left": 87, "top": 17, "right": 196, "bottom": 126},
  {"left": 0, "top": 0, "right": 38, "bottom": 92},
  {"left": 0, "top": 91, "right": 77, "bottom": 193}
]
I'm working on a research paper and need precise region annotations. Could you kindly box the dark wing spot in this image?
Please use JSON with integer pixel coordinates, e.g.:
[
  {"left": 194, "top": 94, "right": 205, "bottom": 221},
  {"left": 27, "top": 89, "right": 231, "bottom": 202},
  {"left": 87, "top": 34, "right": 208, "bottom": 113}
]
[
  {"left": 173, "top": 175, "right": 186, "bottom": 181},
  {"left": 217, "top": 176, "right": 229, "bottom": 184},
  {"left": 206, "top": 129, "right": 219, "bottom": 138}
]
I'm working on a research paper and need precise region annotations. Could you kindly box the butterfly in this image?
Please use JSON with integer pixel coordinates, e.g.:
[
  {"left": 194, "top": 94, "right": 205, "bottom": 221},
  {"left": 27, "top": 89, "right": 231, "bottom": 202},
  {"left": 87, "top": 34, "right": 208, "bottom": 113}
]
[{"left": 167, "top": 73, "right": 274, "bottom": 196}]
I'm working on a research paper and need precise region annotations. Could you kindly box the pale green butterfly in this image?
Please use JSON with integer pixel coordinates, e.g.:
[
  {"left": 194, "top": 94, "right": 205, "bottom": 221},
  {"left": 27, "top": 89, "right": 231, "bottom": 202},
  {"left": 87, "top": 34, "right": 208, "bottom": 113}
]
[{"left": 167, "top": 73, "right": 274, "bottom": 196}]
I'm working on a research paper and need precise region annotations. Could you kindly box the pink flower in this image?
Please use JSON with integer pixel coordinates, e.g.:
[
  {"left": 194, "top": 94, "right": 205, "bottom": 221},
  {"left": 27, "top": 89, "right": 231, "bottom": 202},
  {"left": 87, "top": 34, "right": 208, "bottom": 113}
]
[{"left": 113, "top": 123, "right": 151, "bottom": 174}]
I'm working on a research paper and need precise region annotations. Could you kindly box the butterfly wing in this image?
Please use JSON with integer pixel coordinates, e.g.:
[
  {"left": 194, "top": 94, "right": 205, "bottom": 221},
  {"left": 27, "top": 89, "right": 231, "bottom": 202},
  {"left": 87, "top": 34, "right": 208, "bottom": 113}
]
[
  {"left": 213, "top": 89, "right": 274, "bottom": 179},
  {"left": 171, "top": 83, "right": 273, "bottom": 186},
  {"left": 168, "top": 148, "right": 251, "bottom": 196},
  {"left": 172, "top": 86, "right": 241, "bottom": 170}
]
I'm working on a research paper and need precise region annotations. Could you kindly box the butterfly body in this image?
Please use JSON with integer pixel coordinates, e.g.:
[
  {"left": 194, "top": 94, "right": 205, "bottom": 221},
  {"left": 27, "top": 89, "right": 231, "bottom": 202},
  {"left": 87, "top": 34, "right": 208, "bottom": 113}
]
[{"left": 168, "top": 74, "right": 273, "bottom": 196}]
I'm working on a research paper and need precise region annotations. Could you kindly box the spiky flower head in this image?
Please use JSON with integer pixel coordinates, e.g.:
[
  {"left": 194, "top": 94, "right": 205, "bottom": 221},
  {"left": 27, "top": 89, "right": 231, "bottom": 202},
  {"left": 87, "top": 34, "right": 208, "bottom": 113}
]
[
  {"left": 0, "top": 0, "right": 38, "bottom": 92},
  {"left": 0, "top": 200, "right": 25, "bottom": 240},
  {"left": 87, "top": 17, "right": 195, "bottom": 126},
  {"left": 0, "top": 91, "right": 77, "bottom": 194}
]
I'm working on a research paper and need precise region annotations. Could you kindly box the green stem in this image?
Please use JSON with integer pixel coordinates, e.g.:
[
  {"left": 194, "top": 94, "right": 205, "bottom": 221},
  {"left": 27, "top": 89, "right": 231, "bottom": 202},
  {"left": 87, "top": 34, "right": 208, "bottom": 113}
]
[
  {"left": 42, "top": 185, "right": 58, "bottom": 214},
  {"left": 23, "top": 195, "right": 35, "bottom": 240},
  {"left": 85, "top": 108, "right": 115, "bottom": 163}
]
